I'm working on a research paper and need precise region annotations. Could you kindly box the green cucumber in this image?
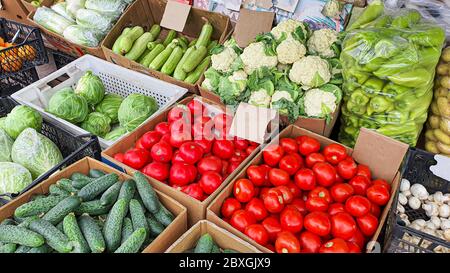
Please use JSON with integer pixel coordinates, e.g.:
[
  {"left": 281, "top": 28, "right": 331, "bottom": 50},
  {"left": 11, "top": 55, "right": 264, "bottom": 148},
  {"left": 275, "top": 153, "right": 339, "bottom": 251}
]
[
  {"left": 17, "top": 216, "right": 39, "bottom": 228},
  {"left": 114, "top": 228, "right": 147, "bottom": 253},
  {"left": 56, "top": 221, "right": 64, "bottom": 233},
  {"left": 194, "top": 233, "right": 214, "bottom": 253},
  {"left": 79, "top": 215, "right": 105, "bottom": 253},
  {"left": 72, "top": 178, "right": 94, "bottom": 190},
  {"left": 15, "top": 245, "right": 31, "bottom": 253},
  {"left": 129, "top": 199, "right": 149, "bottom": 239},
  {"left": 112, "top": 27, "right": 131, "bottom": 54},
  {"left": 30, "top": 194, "right": 46, "bottom": 201},
  {"left": 223, "top": 249, "right": 239, "bottom": 253},
  {"left": 57, "top": 179, "right": 79, "bottom": 194},
  {"left": 118, "top": 26, "right": 145, "bottom": 55},
  {"left": 29, "top": 219, "right": 72, "bottom": 253},
  {"left": 163, "top": 30, "right": 177, "bottom": 47},
  {"left": 103, "top": 199, "right": 128, "bottom": 252},
  {"left": 63, "top": 213, "right": 90, "bottom": 253},
  {"left": 100, "top": 182, "right": 122, "bottom": 207},
  {"left": 182, "top": 45, "right": 208, "bottom": 73},
  {"left": 196, "top": 22, "right": 213, "bottom": 48},
  {"left": 152, "top": 201, "right": 174, "bottom": 227},
  {"left": 121, "top": 217, "right": 134, "bottom": 244},
  {"left": 42, "top": 196, "right": 82, "bottom": 225},
  {"left": 184, "top": 55, "right": 211, "bottom": 84},
  {"left": 140, "top": 43, "right": 165, "bottom": 67},
  {"left": 71, "top": 172, "right": 90, "bottom": 181},
  {"left": 78, "top": 173, "right": 119, "bottom": 202},
  {"left": 133, "top": 172, "right": 160, "bottom": 214},
  {"left": 149, "top": 43, "right": 177, "bottom": 71},
  {"left": 146, "top": 216, "right": 164, "bottom": 237},
  {"left": 75, "top": 200, "right": 111, "bottom": 216},
  {"left": 27, "top": 244, "right": 52, "bottom": 253},
  {"left": 1, "top": 219, "right": 16, "bottom": 226},
  {"left": 126, "top": 32, "right": 156, "bottom": 61},
  {"left": 49, "top": 184, "right": 70, "bottom": 196},
  {"left": 161, "top": 46, "right": 184, "bottom": 75},
  {"left": 207, "top": 40, "right": 218, "bottom": 52},
  {"left": 0, "top": 243, "right": 16, "bottom": 253},
  {"left": 211, "top": 243, "right": 220, "bottom": 253},
  {"left": 14, "top": 195, "right": 66, "bottom": 218},
  {"left": 89, "top": 169, "right": 106, "bottom": 179},
  {"left": 118, "top": 179, "right": 136, "bottom": 215}
]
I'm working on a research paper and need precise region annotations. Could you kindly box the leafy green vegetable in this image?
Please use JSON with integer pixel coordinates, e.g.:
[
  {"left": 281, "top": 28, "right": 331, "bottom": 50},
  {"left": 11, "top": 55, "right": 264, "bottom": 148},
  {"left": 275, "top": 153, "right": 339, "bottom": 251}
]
[
  {"left": 1, "top": 106, "right": 42, "bottom": 140},
  {"left": 81, "top": 112, "right": 112, "bottom": 137},
  {"left": 47, "top": 87, "right": 89, "bottom": 124},
  {"left": 95, "top": 94, "right": 123, "bottom": 124},
  {"left": 0, "top": 162, "right": 33, "bottom": 195},
  {"left": 75, "top": 71, "right": 105, "bottom": 106},
  {"left": 118, "top": 94, "right": 159, "bottom": 132},
  {"left": 0, "top": 128, "right": 13, "bottom": 162},
  {"left": 255, "top": 33, "right": 278, "bottom": 57},
  {"left": 104, "top": 126, "right": 128, "bottom": 141}
]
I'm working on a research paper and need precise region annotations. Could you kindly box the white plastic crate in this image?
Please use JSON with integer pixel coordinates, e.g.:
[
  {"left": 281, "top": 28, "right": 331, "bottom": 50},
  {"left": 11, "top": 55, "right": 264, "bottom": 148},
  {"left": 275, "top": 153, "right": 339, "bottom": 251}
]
[{"left": 12, "top": 55, "right": 187, "bottom": 149}]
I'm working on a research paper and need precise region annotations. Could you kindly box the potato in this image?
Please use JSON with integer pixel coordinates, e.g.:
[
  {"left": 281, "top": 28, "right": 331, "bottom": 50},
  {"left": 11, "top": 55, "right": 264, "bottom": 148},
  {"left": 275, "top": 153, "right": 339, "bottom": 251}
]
[
  {"left": 437, "top": 97, "right": 450, "bottom": 118},
  {"left": 436, "top": 142, "right": 450, "bottom": 155},
  {"left": 434, "top": 87, "right": 449, "bottom": 99},
  {"left": 441, "top": 76, "right": 450, "bottom": 89},
  {"left": 429, "top": 115, "right": 440, "bottom": 129},
  {"left": 434, "top": 128, "right": 450, "bottom": 145},
  {"left": 431, "top": 101, "right": 440, "bottom": 116},
  {"left": 425, "top": 129, "right": 438, "bottom": 141},
  {"left": 437, "top": 63, "right": 449, "bottom": 75},
  {"left": 425, "top": 141, "right": 440, "bottom": 154},
  {"left": 442, "top": 47, "right": 450, "bottom": 62},
  {"left": 440, "top": 117, "right": 450, "bottom": 135}
]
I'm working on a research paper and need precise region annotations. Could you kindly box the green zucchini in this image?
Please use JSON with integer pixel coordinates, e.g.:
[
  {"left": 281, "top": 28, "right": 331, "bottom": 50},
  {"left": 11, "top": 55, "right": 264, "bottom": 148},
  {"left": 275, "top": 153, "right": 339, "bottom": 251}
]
[
  {"left": 118, "top": 26, "right": 144, "bottom": 55},
  {"left": 49, "top": 184, "right": 70, "bottom": 196},
  {"left": 129, "top": 199, "right": 149, "bottom": 239},
  {"left": 194, "top": 233, "right": 214, "bottom": 253},
  {"left": 79, "top": 214, "right": 105, "bottom": 253},
  {"left": 184, "top": 55, "right": 211, "bottom": 84},
  {"left": 14, "top": 195, "right": 66, "bottom": 218},
  {"left": 140, "top": 43, "right": 165, "bottom": 67},
  {"left": 78, "top": 173, "right": 119, "bottom": 202},
  {"left": 15, "top": 245, "right": 31, "bottom": 253},
  {"left": 114, "top": 228, "right": 147, "bottom": 253},
  {"left": 196, "top": 22, "right": 213, "bottom": 48},
  {"left": 125, "top": 32, "right": 156, "bottom": 61},
  {"left": 207, "top": 40, "right": 218, "bottom": 52},
  {"left": 121, "top": 217, "right": 134, "bottom": 244},
  {"left": 89, "top": 169, "right": 107, "bottom": 179},
  {"left": 149, "top": 42, "right": 177, "bottom": 71},
  {"left": 152, "top": 201, "right": 174, "bottom": 227},
  {"left": 133, "top": 172, "right": 160, "bottom": 214},
  {"left": 112, "top": 27, "right": 131, "bottom": 54},
  {"left": 161, "top": 46, "right": 184, "bottom": 75},
  {"left": 27, "top": 244, "right": 52, "bottom": 253},
  {"left": 75, "top": 200, "right": 111, "bottom": 216},
  {"left": 100, "top": 182, "right": 122, "bottom": 206},
  {"left": 29, "top": 219, "right": 72, "bottom": 253},
  {"left": 163, "top": 30, "right": 177, "bottom": 47},
  {"left": 137, "top": 48, "right": 151, "bottom": 63},
  {"left": 0, "top": 243, "right": 16, "bottom": 253},
  {"left": 188, "top": 38, "right": 198, "bottom": 48},
  {"left": 57, "top": 179, "right": 79, "bottom": 194},
  {"left": 146, "top": 216, "right": 164, "bottom": 237},
  {"left": 103, "top": 199, "right": 128, "bottom": 252},
  {"left": 42, "top": 196, "right": 82, "bottom": 225},
  {"left": 63, "top": 213, "right": 90, "bottom": 253},
  {"left": 149, "top": 24, "right": 161, "bottom": 40},
  {"left": 182, "top": 45, "right": 208, "bottom": 73}
]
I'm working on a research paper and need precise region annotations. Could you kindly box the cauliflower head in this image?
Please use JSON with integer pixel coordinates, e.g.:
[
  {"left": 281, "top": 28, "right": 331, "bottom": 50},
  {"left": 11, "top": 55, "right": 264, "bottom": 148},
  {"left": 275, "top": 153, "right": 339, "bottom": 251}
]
[
  {"left": 202, "top": 78, "right": 214, "bottom": 91},
  {"left": 240, "top": 42, "right": 278, "bottom": 74},
  {"left": 271, "top": 90, "right": 293, "bottom": 106},
  {"left": 289, "top": 56, "right": 331, "bottom": 88},
  {"left": 271, "top": 19, "right": 306, "bottom": 40},
  {"left": 226, "top": 70, "right": 248, "bottom": 94},
  {"left": 248, "top": 89, "right": 272, "bottom": 108},
  {"left": 303, "top": 88, "right": 337, "bottom": 117},
  {"left": 307, "top": 29, "right": 339, "bottom": 58},
  {"left": 230, "top": 70, "right": 248, "bottom": 81},
  {"left": 211, "top": 47, "right": 239, "bottom": 73},
  {"left": 277, "top": 38, "right": 307, "bottom": 64}
]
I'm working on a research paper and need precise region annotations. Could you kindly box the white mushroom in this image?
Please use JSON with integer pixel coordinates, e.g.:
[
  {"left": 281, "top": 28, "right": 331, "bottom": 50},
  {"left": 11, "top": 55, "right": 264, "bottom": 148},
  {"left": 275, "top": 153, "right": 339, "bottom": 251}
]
[
  {"left": 444, "top": 229, "right": 450, "bottom": 241},
  {"left": 408, "top": 196, "right": 421, "bottom": 210},
  {"left": 412, "top": 219, "right": 427, "bottom": 227},
  {"left": 433, "top": 192, "right": 444, "bottom": 203},
  {"left": 441, "top": 218, "right": 450, "bottom": 230},
  {"left": 410, "top": 184, "right": 429, "bottom": 200},
  {"left": 443, "top": 193, "right": 450, "bottom": 203},
  {"left": 425, "top": 221, "right": 438, "bottom": 230},
  {"left": 397, "top": 204, "right": 405, "bottom": 214},
  {"left": 398, "top": 193, "right": 408, "bottom": 205},
  {"left": 423, "top": 227, "right": 437, "bottom": 236},
  {"left": 430, "top": 216, "right": 441, "bottom": 228},
  {"left": 403, "top": 190, "right": 412, "bottom": 197},
  {"left": 423, "top": 203, "right": 439, "bottom": 217},
  {"left": 439, "top": 204, "right": 450, "bottom": 218},
  {"left": 400, "top": 179, "right": 411, "bottom": 192}
]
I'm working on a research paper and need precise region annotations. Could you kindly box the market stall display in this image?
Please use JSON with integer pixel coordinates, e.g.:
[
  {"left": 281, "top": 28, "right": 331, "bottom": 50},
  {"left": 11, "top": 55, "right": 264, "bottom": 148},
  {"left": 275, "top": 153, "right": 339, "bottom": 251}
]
[
  {"left": 425, "top": 46, "right": 450, "bottom": 156},
  {"left": 339, "top": 1, "right": 446, "bottom": 147}
]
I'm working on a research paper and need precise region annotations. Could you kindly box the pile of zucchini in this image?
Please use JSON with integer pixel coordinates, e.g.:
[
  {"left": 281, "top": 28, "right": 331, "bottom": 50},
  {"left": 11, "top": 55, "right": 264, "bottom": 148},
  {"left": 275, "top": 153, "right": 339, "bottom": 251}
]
[
  {"left": 184, "top": 233, "right": 238, "bottom": 253},
  {"left": 0, "top": 170, "right": 174, "bottom": 253},
  {"left": 112, "top": 20, "right": 215, "bottom": 84}
]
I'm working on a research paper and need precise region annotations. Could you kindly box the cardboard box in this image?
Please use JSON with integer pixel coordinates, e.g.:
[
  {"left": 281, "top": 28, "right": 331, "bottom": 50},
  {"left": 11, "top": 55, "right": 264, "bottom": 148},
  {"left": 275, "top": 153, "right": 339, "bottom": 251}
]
[
  {"left": 21, "top": 0, "right": 53, "bottom": 14},
  {"left": 206, "top": 125, "right": 408, "bottom": 253},
  {"left": 0, "top": 157, "right": 188, "bottom": 253},
  {"left": 166, "top": 220, "right": 261, "bottom": 253},
  {"left": 0, "top": 0, "right": 29, "bottom": 24},
  {"left": 25, "top": 0, "right": 140, "bottom": 58},
  {"left": 101, "top": 0, "right": 233, "bottom": 94},
  {"left": 102, "top": 95, "right": 273, "bottom": 227}
]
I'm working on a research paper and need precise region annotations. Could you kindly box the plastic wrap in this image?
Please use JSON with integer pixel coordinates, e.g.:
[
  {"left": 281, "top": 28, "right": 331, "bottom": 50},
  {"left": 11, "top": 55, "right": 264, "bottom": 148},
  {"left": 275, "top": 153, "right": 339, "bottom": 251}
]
[
  {"left": 51, "top": 2, "right": 76, "bottom": 23},
  {"left": 34, "top": 7, "right": 74, "bottom": 35},
  {"left": 338, "top": 1, "right": 446, "bottom": 147},
  {"left": 63, "top": 25, "right": 105, "bottom": 47},
  {"left": 425, "top": 46, "right": 450, "bottom": 156},
  {"left": 84, "top": 0, "right": 127, "bottom": 20},
  {"left": 75, "top": 8, "right": 114, "bottom": 33},
  {"left": 66, "top": 0, "right": 86, "bottom": 18}
]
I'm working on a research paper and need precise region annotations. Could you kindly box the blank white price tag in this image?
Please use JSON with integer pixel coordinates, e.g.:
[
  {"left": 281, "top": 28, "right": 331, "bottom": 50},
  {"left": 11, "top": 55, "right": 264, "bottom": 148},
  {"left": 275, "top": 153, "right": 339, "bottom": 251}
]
[{"left": 430, "top": 154, "right": 450, "bottom": 181}]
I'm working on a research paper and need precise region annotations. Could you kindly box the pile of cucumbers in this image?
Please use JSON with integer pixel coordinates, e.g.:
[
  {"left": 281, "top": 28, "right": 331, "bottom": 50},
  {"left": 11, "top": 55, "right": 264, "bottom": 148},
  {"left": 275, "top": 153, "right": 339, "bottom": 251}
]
[
  {"left": 184, "top": 233, "right": 238, "bottom": 253},
  {"left": 112, "top": 20, "right": 216, "bottom": 84},
  {"left": 0, "top": 170, "right": 174, "bottom": 253}
]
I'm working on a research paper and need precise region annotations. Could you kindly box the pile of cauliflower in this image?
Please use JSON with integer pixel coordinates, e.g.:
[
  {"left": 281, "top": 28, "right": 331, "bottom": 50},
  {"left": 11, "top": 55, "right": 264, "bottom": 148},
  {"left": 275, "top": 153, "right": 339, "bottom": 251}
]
[{"left": 202, "top": 19, "right": 343, "bottom": 121}]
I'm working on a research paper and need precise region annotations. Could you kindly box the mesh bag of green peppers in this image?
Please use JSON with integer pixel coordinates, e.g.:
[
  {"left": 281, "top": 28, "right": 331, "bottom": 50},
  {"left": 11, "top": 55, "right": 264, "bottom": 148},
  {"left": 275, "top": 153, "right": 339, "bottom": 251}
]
[{"left": 338, "top": 0, "right": 446, "bottom": 147}]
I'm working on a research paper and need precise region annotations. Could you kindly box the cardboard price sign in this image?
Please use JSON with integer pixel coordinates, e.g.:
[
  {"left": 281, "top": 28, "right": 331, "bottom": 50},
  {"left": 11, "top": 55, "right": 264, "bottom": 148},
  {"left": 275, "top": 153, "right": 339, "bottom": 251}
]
[
  {"left": 160, "top": 0, "right": 192, "bottom": 32},
  {"left": 233, "top": 8, "right": 274, "bottom": 48}
]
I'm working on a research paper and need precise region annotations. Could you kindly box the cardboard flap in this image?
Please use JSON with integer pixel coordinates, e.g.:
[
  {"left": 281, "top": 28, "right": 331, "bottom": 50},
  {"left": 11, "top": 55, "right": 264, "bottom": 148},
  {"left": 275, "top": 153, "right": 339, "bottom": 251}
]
[
  {"left": 352, "top": 128, "right": 408, "bottom": 182},
  {"left": 233, "top": 8, "right": 274, "bottom": 48},
  {"left": 160, "top": 0, "right": 191, "bottom": 32}
]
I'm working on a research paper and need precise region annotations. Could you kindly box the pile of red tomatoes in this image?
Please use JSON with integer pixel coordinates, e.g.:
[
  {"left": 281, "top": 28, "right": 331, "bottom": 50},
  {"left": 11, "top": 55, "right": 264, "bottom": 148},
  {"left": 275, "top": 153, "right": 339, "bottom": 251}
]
[
  {"left": 113, "top": 99, "right": 258, "bottom": 201},
  {"left": 220, "top": 135, "right": 391, "bottom": 253}
]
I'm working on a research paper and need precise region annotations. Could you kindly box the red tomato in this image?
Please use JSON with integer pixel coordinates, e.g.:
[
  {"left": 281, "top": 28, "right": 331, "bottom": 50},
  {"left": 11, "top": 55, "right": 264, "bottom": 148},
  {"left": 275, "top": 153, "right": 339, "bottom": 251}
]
[
  {"left": 192, "top": 121, "right": 214, "bottom": 140},
  {"left": 151, "top": 141, "right": 173, "bottom": 163},
  {"left": 313, "top": 162, "right": 337, "bottom": 187},
  {"left": 345, "top": 195, "right": 372, "bottom": 217},
  {"left": 304, "top": 211, "right": 331, "bottom": 236},
  {"left": 230, "top": 210, "right": 256, "bottom": 232},
  {"left": 233, "top": 179, "right": 255, "bottom": 203},
  {"left": 347, "top": 242, "right": 361, "bottom": 253},
  {"left": 213, "top": 113, "right": 232, "bottom": 131},
  {"left": 182, "top": 183, "right": 205, "bottom": 201},
  {"left": 319, "top": 238, "right": 349, "bottom": 253},
  {"left": 335, "top": 173, "right": 345, "bottom": 184},
  {"left": 280, "top": 207, "right": 303, "bottom": 233},
  {"left": 349, "top": 175, "right": 372, "bottom": 196},
  {"left": 187, "top": 100, "right": 204, "bottom": 117},
  {"left": 366, "top": 184, "right": 390, "bottom": 206},
  {"left": 294, "top": 169, "right": 316, "bottom": 191},
  {"left": 370, "top": 203, "right": 381, "bottom": 218},
  {"left": 337, "top": 158, "right": 358, "bottom": 180},
  {"left": 170, "top": 130, "right": 192, "bottom": 148},
  {"left": 356, "top": 164, "right": 371, "bottom": 181},
  {"left": 197, "top": 156, "right": 222, "bottom": 175},
  {"left": 328, "top": 203, "right": 346, "bottom": 216},
  {"left": 263, "top": 191, "right": 285, "bottom": 213},
  {"left": 247, "top": 165, "right": 268, "bottom": 187},
  {"left": 142, "top": 162, "right": 169, "bottom": 181},
  {"left": 357, "top": 214, "right": 378, "bottom": 237},
  {"left": 330, "top": 212, "right": 357, "bottom": 240},
  {"left": 308, "top": 187, "right": 332, "bottom": 203},
  {"left": 195, "top": 139, "right": 213, "bottom": 154},
  {"left": 323, "top": 143, "right": 347, "bottom": 165},
  {"left": 305, "top": 153, "right": 326, "bottom": 168},
  {"left": 372, "top": 179, "right": 391, "bottom": 192},
  {"left": 285, "top": 182, "right": 302, "bottom": 198},
  {"left": 348, "top": 228, "right": 366, "bottom": 249},
  {"left": 262, "top": 216, "right": 282, "bottom": 242},
  {"left": 275, "top": 232, "right": 301, "bottom": 253},
  {"left": 123, "top": 149, "right": 150, "bottom": 170},
  {"left": 245, "top": 198, "right": 268, "bottom": 221},
  {"left": 298, "top": 136, "right": 320, "bottom": 156},
  {"left": 139, "top": 131, "right": 162, "bottom": 150},
  {"left": 160, "top": 133, "right": 171, "bottom": 144},
  {"left": 168, "top": 105, "right": 190, "bottom": 123},
  {"left": 230, "top": 149, "right": 246, "bottom": 163},
  {"left": 306, "top": 197, "right": 329, "bottom": 212},
  {"left": 227, "top": 161, "right": 241, "bottom": 175},
  {"left": 289, "top": 198, "right": 307, "bottom": 215},
  {"left": 169, "top": 163, "right": 195, "bottom": 186},
  {"left": 263, "top": 144, "right": 285, "bottom": 167},
  {"left": 221, "top": 198, "right": 242, "bottom": 218},
  {"left": 246, "top": 145, "right": 257, "bottom": 155},
  {"left": 331, "top": 183, "right": 354, "bottom": 203},
  {"left": 274, "top": 186, "right": 294, "bottom": 204},
  {"left": 269, "top": 168, "right": 290, "bottom": 187},
  {"left": 279, "top": 154, "right": 301, "bottom": 175},
  {"left": 280, "top": 138, "right": 298, "bottom": 154},
  {"left": 299, "top": 231, "right": 322, "bottom": 253},
  {"left": 245, "top": 224, "right": 269, "bottom": 246},
  {"left": 135, "top": 138, "right": 146, "bottom": 150},
  {"left": 114, "top": 153, "right": 124, "bottom": 163},
  {"left": 171, "top": 150, "right": 185, "bottom": 164},
  {"left": 221, "top": 160, "right": 229, "bottom": 176},
  {"left": 155, "top": 122, "right": 170, "bottom": 135},
  {"left": 178, "top": 142, "right": 203, "bottom": 164},
  {"left": 199, "top": 171, "right": 223, "bottom": 195},
  {"left": 234, "top": 137, "right": 249, "bottom": 150},
  {"left": 295, "top": 136, "right": 308, "bottom": 146},
  {"left": 265, "top": 244, "right": 275, "bottom": 252},
  {"left": 212, "top": 140, "right": 235, "bottom": 159}
]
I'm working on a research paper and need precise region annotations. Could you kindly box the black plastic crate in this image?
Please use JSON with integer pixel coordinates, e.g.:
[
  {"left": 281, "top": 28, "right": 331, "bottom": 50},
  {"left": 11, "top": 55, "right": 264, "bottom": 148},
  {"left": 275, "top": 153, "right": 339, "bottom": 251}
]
[
  {"left": 0, "top": 97, "right": 102, "bottom": 204},
  {"left": 0, "top": 67, "right": 39, "bottom": 97},
  {"left": 51, "top": 50, "right": 77, "bottom": 70},
  {"left": 384, "top": 148, "right": 450, "bottom": 253}
]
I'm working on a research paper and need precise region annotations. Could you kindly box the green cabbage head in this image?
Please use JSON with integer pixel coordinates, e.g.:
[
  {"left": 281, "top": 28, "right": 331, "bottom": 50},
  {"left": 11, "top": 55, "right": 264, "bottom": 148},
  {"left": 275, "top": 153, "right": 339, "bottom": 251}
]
[
  {"left": 81, "top": 112, "right": 112, "bottom": 137},
  {"left": 118, "top": 94, "right": 159, "bottom": 131},
  {"left": 11, "top": 128, "right": 63, "bottom": 179},
  {"left": 0, "top": 162, "right": 33, "bottom": 195},
  {"left": 0, "top": 128, "right": 14, "bottom": 162},
  {"left": 75, "top": 70, "right": 105, "bottom": 106},
  {"left": 95, "top": 93, "right": 123, "bottom": 124},
  {"left": 104, "top": 126, "right": 128, "bottom": 141},
  {"left": 1, "top": 105, "right": 42, "bottom": 139},
  {"left": 47, "top": 87, "right": 89, "bottom": 124}
]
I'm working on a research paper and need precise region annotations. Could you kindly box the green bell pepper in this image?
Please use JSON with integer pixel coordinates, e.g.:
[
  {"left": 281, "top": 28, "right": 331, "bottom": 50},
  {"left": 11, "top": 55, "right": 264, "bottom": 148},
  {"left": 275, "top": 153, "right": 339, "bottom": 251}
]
[
  {"left": 386, "top": 110, "right": 409, "bottom": 124},
  {"left": 409, "top": 91, "right": 433, "bottom": 122},
  {"left": 350, "top": 88, "right": 370, "bottom": 106},
  {"left": 376, "top": 121, "right": 419, "bottom": 137},
  {"left": 362, "top": 77, "right": 385, "bottom": 96},
  {"left": 374, "top": 38, "right": 402, "bottom": 59},
  {"left": 394, "top": 93, "right": 419, "bottom": 112},
  {"left": 407, "top": 26, "right": 445, "bottom": 48},
  {"left": 346, "top": 100, "right": 367, "bottom": 115},
  {"left": 368, "top": 96, "right": 394, "bottom": 115},
  {"left": 359, "top": 118, "right": 379, "bottom": 129},
  {"left": 382, "top": 82, "right": 409, "bottom": 99},
  {"left": 388, "top": 68, "right": 432, "bottom": 88},
  {"left": 343, "top": 125, "right": 359, "bottom": 138},
  {"left": 418, "top": 46, "right": 441, "bottom": 69},
  {"left": 347, "top": 0, "right": 384, "bottom": 30},
  {"left": 391, "top": 10, "right": 421, "bottom": 29}
]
